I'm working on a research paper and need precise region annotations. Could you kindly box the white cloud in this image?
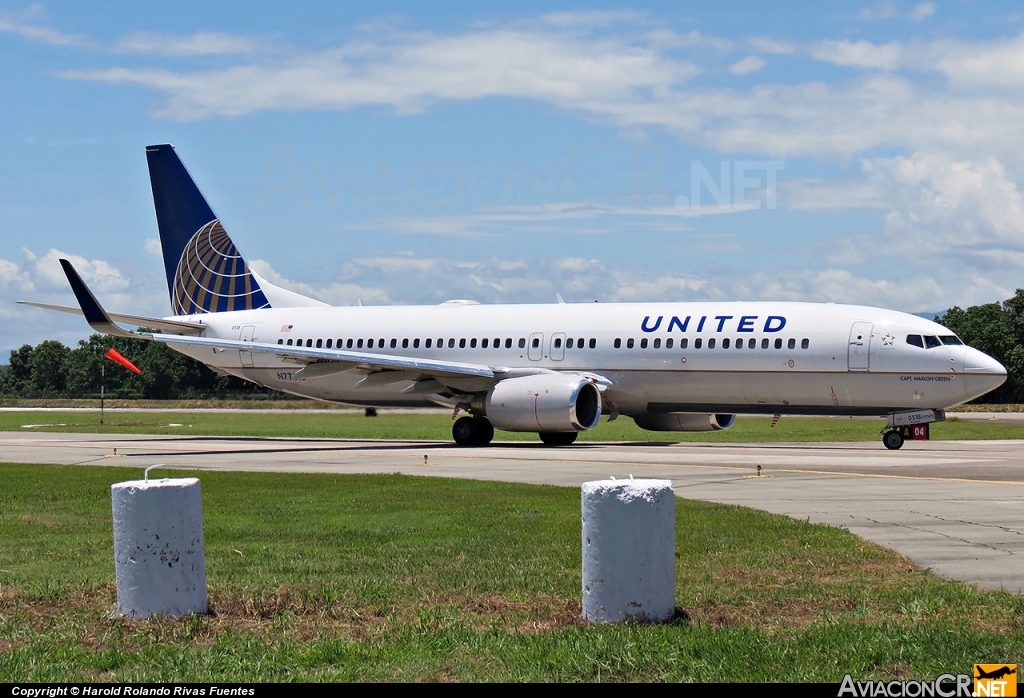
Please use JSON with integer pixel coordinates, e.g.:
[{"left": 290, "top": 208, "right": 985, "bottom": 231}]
[
  {"left": 112, "top": 31, "right": 270, "bottom": 56},
  {"left": 729, "top": 55, "right": 767, "bottom": 75},
  {"left": 911, "top": 3, "right": 936, "bottom": 20},
  {"left": 748, "top": 37, "right": 795, "bottom": 55},
  {"left": 809, "top": 39, "right": 902, "bottom": 70},
  {"left": 144, "top": 238, "right": 162, "bottom": 257},
  {"left": 0, "top": 9, "right": 96, "bottom": 48}
]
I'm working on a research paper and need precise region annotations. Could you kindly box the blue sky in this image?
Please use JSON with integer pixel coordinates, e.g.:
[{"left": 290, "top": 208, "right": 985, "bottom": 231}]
[{"left": 3, "top": 1, "right": 1024, "bottom": 354}]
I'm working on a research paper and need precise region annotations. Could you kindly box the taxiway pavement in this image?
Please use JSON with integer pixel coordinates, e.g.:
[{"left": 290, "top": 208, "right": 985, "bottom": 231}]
[{"left": 2, "top": 431, "right": 1022, "bottom": 593}]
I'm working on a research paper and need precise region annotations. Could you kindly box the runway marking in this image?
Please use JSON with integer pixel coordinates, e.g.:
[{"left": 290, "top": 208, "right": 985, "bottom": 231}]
[{"left": 769, "top": 467, "right": 1024, "bottom": 487}]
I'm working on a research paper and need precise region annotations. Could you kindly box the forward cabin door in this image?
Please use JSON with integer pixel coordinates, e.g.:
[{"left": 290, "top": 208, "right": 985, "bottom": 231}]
[
  {"left": 239, "top": 325, "right": 255, "bottom": 367},
  {"left": 847, "top": 322, "right": 873, "bottom": 371}
]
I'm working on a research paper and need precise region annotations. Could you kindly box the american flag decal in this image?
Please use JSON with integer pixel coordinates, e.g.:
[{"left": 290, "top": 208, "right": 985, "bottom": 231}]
[{"left": 281, "top": 324, "right": 293, "bottom": 332}]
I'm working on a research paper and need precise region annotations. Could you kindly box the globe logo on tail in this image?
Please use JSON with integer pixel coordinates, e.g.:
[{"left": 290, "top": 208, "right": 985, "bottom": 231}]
[{"left": 172, "top": 220, "right": 270, "bottom": 315}]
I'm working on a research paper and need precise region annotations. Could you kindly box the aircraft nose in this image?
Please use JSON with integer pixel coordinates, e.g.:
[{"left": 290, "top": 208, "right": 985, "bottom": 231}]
[{"left": 963, "top": 347, "right": 1007, "bottom": 397}]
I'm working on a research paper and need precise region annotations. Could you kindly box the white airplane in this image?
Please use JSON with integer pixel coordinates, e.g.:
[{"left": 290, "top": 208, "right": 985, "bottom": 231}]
[{"left": 22, "top": 144, "right": 1007, "bottom": 449}]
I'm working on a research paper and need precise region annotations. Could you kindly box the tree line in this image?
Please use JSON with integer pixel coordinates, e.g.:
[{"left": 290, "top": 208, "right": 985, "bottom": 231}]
[
  {"left": 3, "top": 290, "right": 1024, "bottom": 402},
  {"left": 0, "top": 333, "right": 271, "bottom": 400}
]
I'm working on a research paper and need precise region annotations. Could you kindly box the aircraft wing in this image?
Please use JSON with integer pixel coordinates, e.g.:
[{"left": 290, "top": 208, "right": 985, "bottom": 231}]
[{"left": 149, "top": 333, "right": 498, "bottom": 381}]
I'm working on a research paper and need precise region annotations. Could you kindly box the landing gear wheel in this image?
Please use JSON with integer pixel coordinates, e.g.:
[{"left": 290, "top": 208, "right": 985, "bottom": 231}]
[
  {"left": 539, "top": 431, "right": 578, "bottom": 446},
  {"left": 882, "top": 429, "right": 904, "bottom": 450},
  {"left": 452, "top": 416, "right": 494, "bottom": 446}
]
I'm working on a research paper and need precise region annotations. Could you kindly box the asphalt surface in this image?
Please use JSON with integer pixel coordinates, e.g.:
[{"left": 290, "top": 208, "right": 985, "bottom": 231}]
[{"left": 2, "top": 431, "right": 1023, "bottom": 593}]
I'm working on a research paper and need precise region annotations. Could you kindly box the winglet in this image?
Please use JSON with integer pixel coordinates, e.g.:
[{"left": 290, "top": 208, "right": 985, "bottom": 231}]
[{"left": 59, "top": 259, "right": 141, "bottom": 339}]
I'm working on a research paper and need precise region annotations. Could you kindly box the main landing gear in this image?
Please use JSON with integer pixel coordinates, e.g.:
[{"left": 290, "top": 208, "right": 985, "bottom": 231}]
[
  {"left": 539, "top": 432, "right": 578, "bottom": 446},
  {"left": 452, "top": 416, "right": 494, "bottom": 446}
]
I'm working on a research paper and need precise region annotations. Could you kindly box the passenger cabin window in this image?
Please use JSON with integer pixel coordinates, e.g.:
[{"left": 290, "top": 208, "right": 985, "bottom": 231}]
[
  {"left": 357, "top": 339, "right": 364, "bottom": 348},
  {"left": 801, "top": 338, "right": 809, "bottom": 349},
  {"left": 627, "top": 338, "right": 634, "bottom": 349},
  {"left": 277, "top": 339, "right": 283, "bottom": 345},
  {"left": 326, "top": 339, "right": 332, "bottom": 348},
  {"left": 286, "top": 339, "right": 293, "bottom": 345},
  {"left": 678, "top": 338, "right": 686, "bottom": 349},
  {"left": 391, "top": 338, "right": 398, "bottom": 349},
  {"left": 695, "top": 338, "right": 702, "bottom": 349},
  {"left": 614, "top": 338, "right": 622, "bottom": 349},
  {"left": 506, "top": 338, "right": 513, "bottom": 348},
  {"left": 761, "top": 338, "right": 769, "bottom": 349},
  {"left": 589, "top": 338, "right": 597, "bottom": 349},
  {"left": 666, "top": 338, "right": 673, "bottom": 349},
  {"left": 553, "top": 338, "right": 561, "bottom": 348},
  {"left": 708, "top": 338, "right": 716, "bottom": 349},
  {"left": 518, "top": 338, "right": 526, "bottom": 349},
  {"left": 736, "top": 339, "right": 743, "bottom": 349},
  {"left": 412, "top": 339, "right": 419, "bottom": 348},
  {"left": 788, "top": 338, "right": 796, "bottom": 349},
  {"left": 722, "top": 338, "right": 731, "bottom": 349},
  {"left": 469, "top": 338, "right": 476, "bottom": 348},
  {"left": 640, "top": 338, "right": 647, "bottom": 349},
  {"left": 532, "top": 337, "right": 540, "bottom": 348},
  {"left": 306, "top": 339, "right": 313, "bottom": 347},
  {"left": 402, "top": 338, "right": 409, "bottom": 348},
  {"left": 482, "top": 338, "right": 489, "bottom": 348},
  {"left": 449, "top": 338, "right": 456, "bottom": 348},
  {"left": 347, "top": 339, "right": 354, "bottom": 348},
  {"left": 316, "top": 339, "right": 323, "bottom": 348},
  {"left": 653, "top": 338, "right": 661, "bottom": 349},
  {"left": 425, "top": 338, "right": 432, "bottom": 348},
  {"left": 774, "top": 338, "right": 782, "bottom": 349}
]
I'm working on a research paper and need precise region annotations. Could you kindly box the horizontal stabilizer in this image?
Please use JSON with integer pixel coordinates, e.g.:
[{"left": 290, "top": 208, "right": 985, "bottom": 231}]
[{"left": 17, "top": 301, "right": 205, "bottom": 335}]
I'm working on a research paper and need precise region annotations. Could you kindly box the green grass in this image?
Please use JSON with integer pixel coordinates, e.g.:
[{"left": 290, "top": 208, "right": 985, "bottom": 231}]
[
  {"left": 1, "top": 463, "right": 1022, "bottom": 681},
  {"left": 2, "top": 409, "right": 1023, "bottom": 442}
]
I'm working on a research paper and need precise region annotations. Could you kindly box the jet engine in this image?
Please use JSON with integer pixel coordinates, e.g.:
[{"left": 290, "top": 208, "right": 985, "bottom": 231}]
[
  {"left": 632, "top": 413, "right": 736, "bottom": 432},
  {"left": 484, "top": 374, "right": 602, "bottom": 432}
]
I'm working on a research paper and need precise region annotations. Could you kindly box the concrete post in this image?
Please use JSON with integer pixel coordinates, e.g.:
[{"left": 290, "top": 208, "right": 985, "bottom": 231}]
[
  {"left": 111, "top": 477, "right": 207, "bottom": 618},
  {"left": 581, "top": 478, "right": 675, "bottom": 623}
]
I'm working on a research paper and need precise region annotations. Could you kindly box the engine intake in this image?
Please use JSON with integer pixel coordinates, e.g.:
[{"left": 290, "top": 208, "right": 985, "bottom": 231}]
[
  {"left": 632, "top": 413, "right": 736, "bottom": 432},
  {"left": 485, "top": 374, "right": 602, "bottom": 432}
]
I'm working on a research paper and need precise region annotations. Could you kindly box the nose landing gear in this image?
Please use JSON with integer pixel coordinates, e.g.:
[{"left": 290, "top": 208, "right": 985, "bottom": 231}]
[{"left": 882, "top": 429, "right": 905, "bottom": 450}]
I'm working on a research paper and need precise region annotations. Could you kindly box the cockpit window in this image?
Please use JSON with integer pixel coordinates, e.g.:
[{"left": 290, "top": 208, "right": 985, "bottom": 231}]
[
  {"left": 939, "top": 335, "right": 963, "bottom": 346},
  {"left": 906, "top": 334, "right": 924, "bottom": 348},
  {"left": 924, "top": 335, "right": 941, "bottom": 349}
]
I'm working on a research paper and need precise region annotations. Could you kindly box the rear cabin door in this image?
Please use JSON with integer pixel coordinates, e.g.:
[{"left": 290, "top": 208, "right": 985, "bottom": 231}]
[
  {"left": 239, "top": 325, "right": 255, "bottom": 367},
  {"left": 847, "top": 322, "right": 873, "bottom": 371}
]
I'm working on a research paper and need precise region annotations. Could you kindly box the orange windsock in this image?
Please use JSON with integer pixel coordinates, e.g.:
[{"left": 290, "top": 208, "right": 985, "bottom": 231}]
[{"left": 105, "top": 348, "right": 141, "bottom": 374}]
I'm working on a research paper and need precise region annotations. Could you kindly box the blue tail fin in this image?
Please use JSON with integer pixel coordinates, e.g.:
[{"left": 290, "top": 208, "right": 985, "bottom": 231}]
[{"left": 146, "top": 144, "right": 270, "bottom": 315}]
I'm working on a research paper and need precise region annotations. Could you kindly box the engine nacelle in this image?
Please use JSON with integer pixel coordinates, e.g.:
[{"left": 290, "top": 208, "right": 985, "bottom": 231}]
[
  {"left": 632, "top": 413, "right": 736, "bottom": 432},
  {"left": 484, "top": 374, "right": 602, "bottom": 432}
]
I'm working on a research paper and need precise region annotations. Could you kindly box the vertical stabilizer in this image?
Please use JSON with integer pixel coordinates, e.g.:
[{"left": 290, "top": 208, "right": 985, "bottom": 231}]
[{"left": 145, "top": 144, "right": 271, "bottom": 315}]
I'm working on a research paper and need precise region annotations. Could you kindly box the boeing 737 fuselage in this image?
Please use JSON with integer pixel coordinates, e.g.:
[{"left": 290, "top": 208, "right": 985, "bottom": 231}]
[{"left": 23, "top": 145, "right": 1007, "bottom": 449}]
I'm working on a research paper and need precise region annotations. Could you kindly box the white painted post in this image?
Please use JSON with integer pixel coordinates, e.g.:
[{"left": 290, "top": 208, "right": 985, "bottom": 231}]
[
  {"left": 581, "top": 478, "right": 675, "bottom": 623},
  {"left": 111, "top": 477, "right": 207, "bottom": 618}
]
